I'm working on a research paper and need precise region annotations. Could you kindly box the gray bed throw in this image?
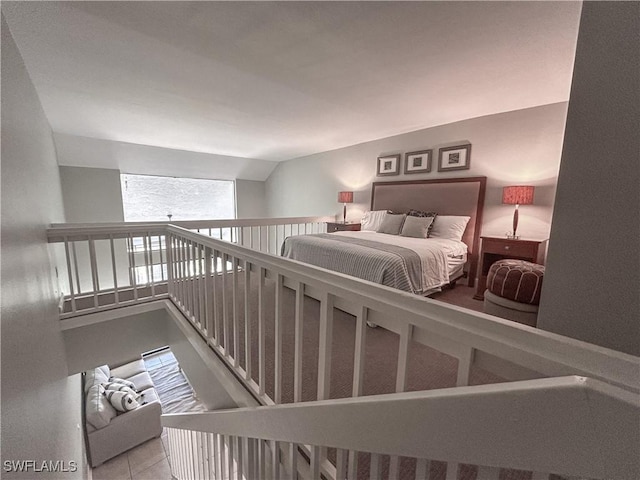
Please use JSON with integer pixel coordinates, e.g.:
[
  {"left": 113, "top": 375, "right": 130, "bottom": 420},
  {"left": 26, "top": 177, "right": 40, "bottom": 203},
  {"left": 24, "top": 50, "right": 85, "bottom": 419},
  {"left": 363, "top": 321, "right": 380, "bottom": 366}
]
[{"left": 281, "top": 233, "right": 424, "bottom": 294}]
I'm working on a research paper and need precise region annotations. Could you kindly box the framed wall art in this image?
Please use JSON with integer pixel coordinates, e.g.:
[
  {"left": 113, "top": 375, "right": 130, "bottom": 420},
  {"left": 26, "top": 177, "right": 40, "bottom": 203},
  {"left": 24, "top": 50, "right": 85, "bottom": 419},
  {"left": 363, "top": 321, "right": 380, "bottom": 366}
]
[
  {"left": 404, "top": 149, "right": 432, "bottom": 174},
  {"left": 376, "top": 154, "right": 401, "bottom": 176},
  {"left": 438, "top": 144, "right": 471, "bottom": 172}
]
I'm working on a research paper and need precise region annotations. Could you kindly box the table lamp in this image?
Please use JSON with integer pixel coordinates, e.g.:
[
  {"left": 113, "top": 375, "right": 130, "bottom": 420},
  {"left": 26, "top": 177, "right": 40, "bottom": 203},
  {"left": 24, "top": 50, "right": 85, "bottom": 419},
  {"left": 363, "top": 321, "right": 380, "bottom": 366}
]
[
  {"left": 337, "top": 191, "right": 353, "bottom": 223},
  {"left": 502, "top": 186, "right": 534, "bottom": 239}
]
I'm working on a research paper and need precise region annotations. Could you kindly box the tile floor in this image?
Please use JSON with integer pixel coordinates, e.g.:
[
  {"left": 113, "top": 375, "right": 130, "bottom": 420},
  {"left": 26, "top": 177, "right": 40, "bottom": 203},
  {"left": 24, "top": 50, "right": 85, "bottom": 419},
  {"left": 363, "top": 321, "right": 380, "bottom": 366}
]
[{"left": 92, "top": 349, "right": 176, "bottom": 480}]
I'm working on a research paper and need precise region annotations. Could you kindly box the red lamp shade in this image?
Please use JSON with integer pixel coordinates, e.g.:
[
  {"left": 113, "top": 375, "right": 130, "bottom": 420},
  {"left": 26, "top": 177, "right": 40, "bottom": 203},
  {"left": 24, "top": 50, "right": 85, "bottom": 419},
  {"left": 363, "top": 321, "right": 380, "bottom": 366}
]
[
  {"left": 338, "top": 191, "right": 354, "bottom": 204},
  {"left": 502, "top": 186, "right": 534, "bottom": 239},
  {"left": 502, "top": 186, "right": 535, "bottom": 205}
]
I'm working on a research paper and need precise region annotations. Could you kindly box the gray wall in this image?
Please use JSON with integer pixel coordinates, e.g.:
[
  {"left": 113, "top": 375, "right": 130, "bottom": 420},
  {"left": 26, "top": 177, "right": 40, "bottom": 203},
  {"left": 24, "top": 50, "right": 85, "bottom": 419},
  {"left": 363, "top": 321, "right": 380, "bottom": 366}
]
[
  {"left": 1, "top": 16, "right": 86, "bottom": 479},
  {"left": 538, "top": 2, "right": 640, "bottom": 355},
  {"left": 63, "top": 311, "right": 169, "bottom": 374},
  {"left": 60, "top": 166, "right": 125, "bottom": 222},
  {"left": 236, "top": 179, "right": 267, "bottom": 218},
  {"left": 266, "top": 103, "right": 568, "bottom": 240}
]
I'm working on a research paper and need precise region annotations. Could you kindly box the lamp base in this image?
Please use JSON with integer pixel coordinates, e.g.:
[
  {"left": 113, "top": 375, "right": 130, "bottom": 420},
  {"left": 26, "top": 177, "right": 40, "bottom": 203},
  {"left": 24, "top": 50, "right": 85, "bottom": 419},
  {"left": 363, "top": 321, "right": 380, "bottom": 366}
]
[{"left": 506, "top": 234, "right": 520, "bottom": 240}]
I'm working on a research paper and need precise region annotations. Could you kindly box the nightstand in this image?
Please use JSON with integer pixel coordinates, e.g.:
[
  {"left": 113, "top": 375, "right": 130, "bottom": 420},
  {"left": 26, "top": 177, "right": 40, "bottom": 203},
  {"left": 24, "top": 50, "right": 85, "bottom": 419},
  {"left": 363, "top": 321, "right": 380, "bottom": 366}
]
[
  {"left": 326, "top": 222, "right": 361, "bottom": 233},
  {"left": 474, "top": 236, "right": 548, "bottom": 300}
]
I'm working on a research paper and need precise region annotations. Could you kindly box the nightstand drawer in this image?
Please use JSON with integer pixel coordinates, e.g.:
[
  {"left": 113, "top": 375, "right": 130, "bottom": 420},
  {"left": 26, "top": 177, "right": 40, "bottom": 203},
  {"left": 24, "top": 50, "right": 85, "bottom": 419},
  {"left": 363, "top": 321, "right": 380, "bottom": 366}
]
[
  {"left": 482, "top": 239, "right": 536, "bottom": 258},
  {"left": 327, "top": 222, "right": 361, "bottom": 232}
]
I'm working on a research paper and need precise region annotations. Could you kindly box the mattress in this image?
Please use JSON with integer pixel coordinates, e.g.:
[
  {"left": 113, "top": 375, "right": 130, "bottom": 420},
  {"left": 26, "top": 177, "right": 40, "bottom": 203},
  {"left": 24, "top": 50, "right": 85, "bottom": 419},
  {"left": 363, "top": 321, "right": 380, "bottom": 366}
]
[{"left": 281, "top": 231, "right": 467, "bottom": 294}]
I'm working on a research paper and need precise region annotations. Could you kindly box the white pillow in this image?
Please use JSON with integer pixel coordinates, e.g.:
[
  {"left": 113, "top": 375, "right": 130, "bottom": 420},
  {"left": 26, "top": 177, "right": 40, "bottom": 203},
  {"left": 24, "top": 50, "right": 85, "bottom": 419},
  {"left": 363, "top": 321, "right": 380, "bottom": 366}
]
[
  {"left": 105, "top": 389, "right": 140, "bottom": 412},
  {"left": 429, "top": 215, "right": 471, "bottom": 241},
  {"left": 361, "top": 210, "right": 388, "bottom": 231}
]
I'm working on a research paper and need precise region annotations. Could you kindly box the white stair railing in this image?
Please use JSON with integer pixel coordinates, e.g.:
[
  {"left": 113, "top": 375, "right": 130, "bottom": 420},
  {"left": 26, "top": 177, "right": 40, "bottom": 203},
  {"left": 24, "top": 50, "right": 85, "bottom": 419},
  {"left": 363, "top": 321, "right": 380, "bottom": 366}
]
[
  {"left": 163, "top": 375, "right": 639, "bottom": 480},
  {"left": 47, "top": 216, "right": 331, "bottom": 317},
  {"left": 47, "top": 222, "right": 640, "bottom": 479}
]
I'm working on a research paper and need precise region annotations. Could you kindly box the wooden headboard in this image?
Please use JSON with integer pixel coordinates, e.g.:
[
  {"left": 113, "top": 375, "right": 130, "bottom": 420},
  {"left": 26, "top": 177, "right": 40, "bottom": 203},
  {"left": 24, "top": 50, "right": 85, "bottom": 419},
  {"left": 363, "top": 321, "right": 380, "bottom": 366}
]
[{"left": 371, "top": 176, "right": 487, "bottom": 287}]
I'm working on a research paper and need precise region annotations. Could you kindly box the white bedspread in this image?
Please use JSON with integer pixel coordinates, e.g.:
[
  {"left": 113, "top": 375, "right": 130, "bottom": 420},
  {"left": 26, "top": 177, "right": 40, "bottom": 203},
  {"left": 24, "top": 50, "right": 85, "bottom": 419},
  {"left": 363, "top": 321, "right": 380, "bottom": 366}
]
[{"left": 332, "top": 231, "right": 467, "bottom": 291}]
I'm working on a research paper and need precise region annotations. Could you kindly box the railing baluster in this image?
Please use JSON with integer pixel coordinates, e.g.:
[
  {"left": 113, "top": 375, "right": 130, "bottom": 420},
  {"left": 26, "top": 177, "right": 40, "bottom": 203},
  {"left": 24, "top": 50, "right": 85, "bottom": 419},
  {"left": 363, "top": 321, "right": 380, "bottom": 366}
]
[
  {"left": 310, "top": 446, "right": 321, "bottom": 480},
  {"left": 177, "top": 237, "right": 185, "bottom": 308},
  {"left": 353, "top": 306, "right": 367, "bottom": 397},
  {"left": 258, "top": 266, "right": 266, "bottom": 396},
  {"left": 166, "top": 234, "right": 173, "bottom": 296},
  {"left": 109, "top": 235, "right": 120, "bottom": 305},
  {"left": 347, "top": 450, "right": 358, "bottom": 480},
  {"left": 220, "top": 434, "right": 227, "bottom": 480},
  {"left": 370, "top": 453, "right": 381, "bottom": 480},
  {"left": 128, "top": 234, "right": 138, "bottom": 302},
  {"left": 146, "top": 232, "right": 156, "bottom": 297},
  {"left": 415, "top": 458, "right": 430, "bottom": 480},
  {"left": 476, "top": 465, "right": 501, "bottom": 480},
  {"left": 258, "top": 226, "right": 263, "bottom": 252},
  {"left": 63, "top": 237, "right": 77, "bottom": 313},
  {"left": 159, "top": 234, "right": 166, "bottom": 282},
  {"left": 288, "top": 442, "right": 298, "bottom": 480},
  {"left": 233, "top": 256, "right": 240, "bottom": 367},
  {"left": 258, "top": 438, "right": 266, "bottom": 480},
  {"left": 88, "top": 237, "right": 99, "bottom": 308},
  {"left": 396, "top": 322, "right": 413, "bottom": 392},
  {"left": 457, "top": 346, "right": 475, "bottom": 387},
  {"left": 222, "top": 253, "right": 229, "bottom": 355},
  {"left": 293, "top": 282, "right": 304, "bottom": 403},
  {"left": 213, "top": 249, "right": 221, "bottom": 347},
  {"left": 234, "top": 435, "right": 242, "bottom": 480},
  {"left": 530, "top": 472, "right": 551, "bottom": 480},
  {"left": 244, "top": 260, "right": 252, "bottom": 381},
  {"left": 336, "top": 449, "right": 347, "bottom": 480},
  {"left": 317, "top": 292, "right": 335, "bottom": 400},
  {"left": 204, "top": 246, "right": 213, "bottom": 339},
  {"left": 198, "top": 244, "right": 205, "bottom": 330},
  {"left": 214, "top": 433, "right": 222, "bottom": 480},
  {"left": 445, "top": 461, "right": 459, "bottom": 480},
  {"left": 271, "top": 440, "right": 280, "bottom": 480},
  {"left": 275, "top": 274, "right": 284, "bottom": 404},
  {"left": 185, "top": 239, "right": 192, "bottom": 317},
  {"left": 71, "top": 241, "right": 81, "bottom": 295}
]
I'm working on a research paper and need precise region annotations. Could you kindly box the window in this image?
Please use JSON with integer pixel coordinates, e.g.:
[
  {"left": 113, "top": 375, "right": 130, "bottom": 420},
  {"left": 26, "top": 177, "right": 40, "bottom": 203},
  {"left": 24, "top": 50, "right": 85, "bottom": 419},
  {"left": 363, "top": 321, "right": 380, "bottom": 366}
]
[{"left": 121, "top": 174, "right": 235, "bottom": 222}]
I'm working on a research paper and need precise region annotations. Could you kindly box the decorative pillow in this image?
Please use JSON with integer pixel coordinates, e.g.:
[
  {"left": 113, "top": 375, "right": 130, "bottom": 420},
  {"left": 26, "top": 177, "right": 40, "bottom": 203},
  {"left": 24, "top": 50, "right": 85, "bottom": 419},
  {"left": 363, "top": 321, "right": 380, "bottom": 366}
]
[
  {"left": 376, "top": 213, "right": 407, "bottom": 235},
  {"left": 428, "top": 215, "right": 471, "bottom": 241},
  {"left": 105, "top": 389, "right": 140, "bottom": 412},
  {"left": 400, "top": 215, "right": 435, "bottom": 238},
  {"left": 107, "top": 377, "right": 136, "bottom": 391},
  {"left": 361, "top": 210, "right": 389, "bottom": 231},
  {"left": 103, "top": 382, "right": 141, "bottom": 399},
  {"left": 408, "top": 209, "right": 437, "bottom": 218},
  {"left": 408, "top": 209, "right": 438, "bottom": 236},
  {"left": 85, "top": 384, "right": 117, "bottom": 429}
]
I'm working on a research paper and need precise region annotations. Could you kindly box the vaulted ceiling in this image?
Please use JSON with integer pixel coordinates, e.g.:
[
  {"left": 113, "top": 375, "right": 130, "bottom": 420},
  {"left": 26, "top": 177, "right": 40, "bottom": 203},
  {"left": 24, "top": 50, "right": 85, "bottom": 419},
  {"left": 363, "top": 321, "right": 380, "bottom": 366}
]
[{"left": 3, "top": 1, "right": 581, "bottom": 163}]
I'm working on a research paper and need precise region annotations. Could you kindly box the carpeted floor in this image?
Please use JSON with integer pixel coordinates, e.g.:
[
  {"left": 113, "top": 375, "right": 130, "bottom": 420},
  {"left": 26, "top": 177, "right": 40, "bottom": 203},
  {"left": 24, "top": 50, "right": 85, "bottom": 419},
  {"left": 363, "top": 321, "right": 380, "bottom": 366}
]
[{"left": 187, "top": 273, "right": 536, "bottom": 480}]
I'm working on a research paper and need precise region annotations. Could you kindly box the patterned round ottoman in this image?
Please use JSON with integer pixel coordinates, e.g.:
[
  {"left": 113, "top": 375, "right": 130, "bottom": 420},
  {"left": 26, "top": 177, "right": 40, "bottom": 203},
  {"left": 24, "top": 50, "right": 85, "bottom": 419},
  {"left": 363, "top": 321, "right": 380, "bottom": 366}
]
[{"left": 483, "top": 260, "right": 545, "bottom": 326}]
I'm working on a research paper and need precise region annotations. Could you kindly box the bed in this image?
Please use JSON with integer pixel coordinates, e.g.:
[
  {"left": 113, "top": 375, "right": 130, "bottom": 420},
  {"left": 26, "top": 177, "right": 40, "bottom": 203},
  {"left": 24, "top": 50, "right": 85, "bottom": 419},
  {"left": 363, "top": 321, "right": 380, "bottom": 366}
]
[{"left": 282, "top": 176, "right": 486, "bottom": 294}]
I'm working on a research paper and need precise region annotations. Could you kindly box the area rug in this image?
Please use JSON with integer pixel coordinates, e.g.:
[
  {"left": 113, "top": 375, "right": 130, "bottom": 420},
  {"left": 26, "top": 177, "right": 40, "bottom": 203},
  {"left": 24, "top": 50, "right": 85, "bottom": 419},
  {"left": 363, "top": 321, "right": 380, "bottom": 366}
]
[{"left": 145, "top": 352, "right": 207, "bottom": 414}]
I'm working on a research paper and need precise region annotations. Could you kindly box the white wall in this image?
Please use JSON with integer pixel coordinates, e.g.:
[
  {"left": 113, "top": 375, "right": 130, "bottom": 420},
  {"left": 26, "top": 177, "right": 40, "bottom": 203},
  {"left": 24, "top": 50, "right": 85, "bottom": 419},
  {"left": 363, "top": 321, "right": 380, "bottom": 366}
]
[
  {"left": 60, "top": 166, "right": 125, "bottom": 223},
  {"left": 1, "top": 15, "right": 86, "bottom": 478},
  {"left": 55, "top": 133, "right": 279, "bottom": 182},
  {"left": 236, "top": 179, "right": 267, "bottom": 218},
  {"left": 266, "top": 103, "right": 568, "bottom": 240},
  {"left": 538, "top": 2, "right": 640, "bottom": 356},
  {"left": 63, "top": 311, "right": 169, "bottom": 374}
]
